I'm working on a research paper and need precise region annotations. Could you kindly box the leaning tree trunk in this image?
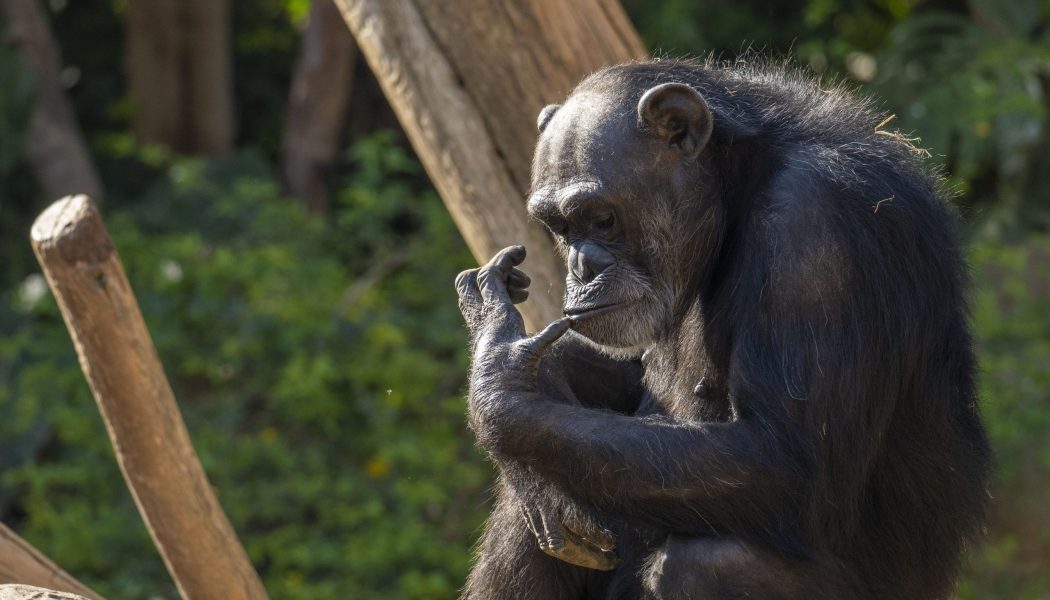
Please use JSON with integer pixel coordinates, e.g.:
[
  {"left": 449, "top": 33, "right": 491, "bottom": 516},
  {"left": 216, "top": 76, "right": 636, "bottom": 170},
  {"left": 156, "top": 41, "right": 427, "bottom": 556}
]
[
  {"left": 0, "top": 0, "right": 104, "bottom": 201},
  {"left": 125, "top": 0, "right": 234, "bottom": 155},
  {"left": 333, "top": 0, "right": 646, "bottom": 331},
  {"left": 282, "top": 0, "right": 358, "bottom": 213}
]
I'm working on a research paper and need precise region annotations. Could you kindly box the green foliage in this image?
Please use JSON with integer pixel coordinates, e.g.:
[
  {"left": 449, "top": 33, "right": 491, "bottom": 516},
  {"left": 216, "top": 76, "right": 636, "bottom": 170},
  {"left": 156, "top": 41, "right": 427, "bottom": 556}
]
[
  {"left": 873, "top": 3, "right": 1050, "bottom": 230},
  {"left": 0, "top": 44, "right": 35, "bottom": 177},
  {"left": 0, "top": 42, "right": 39, "bottom": 285},
  {"left": 0, "top": 136, "right": 485, "bottom": 599},
  {"left": 960, "top": 236, "right": 1050, "bottom": 599},
  {"left": 231, "top": 0, "right": 301, "bottom": 159}
]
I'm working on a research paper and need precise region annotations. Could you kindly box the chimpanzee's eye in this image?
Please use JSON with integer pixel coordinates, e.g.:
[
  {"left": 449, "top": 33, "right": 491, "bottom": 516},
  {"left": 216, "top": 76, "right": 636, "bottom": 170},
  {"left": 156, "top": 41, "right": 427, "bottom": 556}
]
[
  {"left": 546, "top": 217, "right": 569, "bottom": 237},
  {"left": 595, "top": 212, "right": 616, "bottom": 231}
]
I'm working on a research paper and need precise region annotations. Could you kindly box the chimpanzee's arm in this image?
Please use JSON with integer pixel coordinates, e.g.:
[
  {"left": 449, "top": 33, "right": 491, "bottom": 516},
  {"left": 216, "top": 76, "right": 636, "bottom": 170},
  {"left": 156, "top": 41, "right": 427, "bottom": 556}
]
[
  {"left": 499, "top": 335, "right": 642, "bottom": 569},
  {"left": 458, "top": 246, "right": 820, "bottom": 538},
  {"left": 457, "top": 252, "right": 645, "bottom": 568},
  {"left": 474, "top": 394, "right": 804, "bottom": 536}
]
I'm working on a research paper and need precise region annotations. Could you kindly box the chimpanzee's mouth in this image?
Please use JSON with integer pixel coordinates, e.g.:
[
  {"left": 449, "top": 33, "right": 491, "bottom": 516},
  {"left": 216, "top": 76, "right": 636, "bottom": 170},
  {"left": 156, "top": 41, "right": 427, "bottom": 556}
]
[{"left": 563, "top": 302, "right": 622, "bottom": 319}]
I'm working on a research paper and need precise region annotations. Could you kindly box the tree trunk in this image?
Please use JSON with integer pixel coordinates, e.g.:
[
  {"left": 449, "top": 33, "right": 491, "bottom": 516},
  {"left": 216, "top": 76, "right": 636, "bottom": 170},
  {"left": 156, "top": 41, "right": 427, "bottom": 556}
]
[
  {"left": 0, "top": 524, "right": 103, "bottom": 600},
  {"left": 123, "top": 0, "right": 180, "bottom": 151},
  {"left": 333, "top": 0, "right": 646, "bottom": 331},
  {"left": 282, "top": 0, "right": 358, "bottom": 213},
  {"left": 182, "top": 0, "right": 234, "bottom": 154},
  {"left": 125, "top": 0, "right": 234, "bottom": 155},
  {"left": 30, "top": 196, "right": 269, "bottom": 600},
  {"left": 0, "top": 0, "right": 104, "bottom": 201}
]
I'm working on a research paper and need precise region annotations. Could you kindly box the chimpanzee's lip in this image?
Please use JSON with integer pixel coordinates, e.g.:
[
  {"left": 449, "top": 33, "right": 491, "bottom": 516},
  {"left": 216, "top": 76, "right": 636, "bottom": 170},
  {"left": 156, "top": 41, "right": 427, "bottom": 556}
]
[{"left": 563, "top": 303, "right": 621, "bottom": 318}]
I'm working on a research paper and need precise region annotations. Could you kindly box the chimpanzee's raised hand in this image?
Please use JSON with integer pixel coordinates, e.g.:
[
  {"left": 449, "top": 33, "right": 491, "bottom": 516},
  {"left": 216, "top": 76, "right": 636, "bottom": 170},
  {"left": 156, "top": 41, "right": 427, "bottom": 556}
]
[
  {"left": 455, "top": 245, "right": 619, "bottom": 571},
  {"left": 454, "top": 245, "right": 572, "bottom": 397},
  {"left": 455, "top": 245, "right": 532, "bottom": 343}
]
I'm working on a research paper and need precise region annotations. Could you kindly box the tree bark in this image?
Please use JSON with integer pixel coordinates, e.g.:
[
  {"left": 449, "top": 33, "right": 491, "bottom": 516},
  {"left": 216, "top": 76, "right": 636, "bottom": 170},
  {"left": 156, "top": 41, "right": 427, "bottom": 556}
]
[
  {"left": 333, "top": 0, "right": 646, "bottom": 331},
  {"left": 0, "top": 524, "right": 103, "bottom": 600},
  {"left": 30, "top": 196, "right": 269, "bottom": 600},
  {"left": 282, "top": 0, "right": 358, "bottom": 213},
  {"left": 125, "top": 0, "right": 234, "bottom": 155},
  {"left": 0, "top": 0, "right": 104, "bottom": 201},
  {"left": 182, "top": 0, "right": 234, "bottom": 155},
  {"left": 123, "top": 0, "right": 180, "bottom": 151}
]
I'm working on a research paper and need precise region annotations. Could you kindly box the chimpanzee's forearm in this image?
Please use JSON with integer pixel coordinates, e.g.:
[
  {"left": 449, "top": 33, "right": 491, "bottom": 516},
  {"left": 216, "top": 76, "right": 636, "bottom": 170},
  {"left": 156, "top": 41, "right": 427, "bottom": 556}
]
[{"left": 470, "top": 393, "right": 805, "bottom": 536}]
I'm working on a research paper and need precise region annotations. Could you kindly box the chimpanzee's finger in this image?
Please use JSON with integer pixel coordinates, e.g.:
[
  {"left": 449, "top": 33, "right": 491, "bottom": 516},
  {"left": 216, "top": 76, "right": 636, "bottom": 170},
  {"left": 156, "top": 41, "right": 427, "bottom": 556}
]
[
  {"left": 521, "top": 505, "right": 548, "bottom": 551},
  {"left": 538, "top": 511, "right": 564, "bottom": 551},
  {"left": 521, "top": 317, "right": 572, "bottom": 355},
  {"left": 455, "top": 269, "right": 482, "bottom": 305},
  {"left": 508, "top": 268, "right": 531, "bottom": 289},
  {"left": 477, "top": 269, "right": 510, "bottom": 304},
  {"left": 546, "top": 526, "right": 620, "bottom": 571},
  {"left": 490, "top": 245, "right": 526, "bottom": 272},
  {"left": 478, "top": 246, "right": 526, "bottom": 304},
  {"left": 508, "top": 288, "right": 529, "bottom": 305}
]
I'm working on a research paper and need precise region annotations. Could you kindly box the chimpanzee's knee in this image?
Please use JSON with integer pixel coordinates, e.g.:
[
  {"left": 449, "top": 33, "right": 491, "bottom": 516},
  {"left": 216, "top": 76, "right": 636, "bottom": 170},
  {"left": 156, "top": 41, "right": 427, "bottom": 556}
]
[{"left": 643, "top": 536, "right": 813, "bottom": 600}]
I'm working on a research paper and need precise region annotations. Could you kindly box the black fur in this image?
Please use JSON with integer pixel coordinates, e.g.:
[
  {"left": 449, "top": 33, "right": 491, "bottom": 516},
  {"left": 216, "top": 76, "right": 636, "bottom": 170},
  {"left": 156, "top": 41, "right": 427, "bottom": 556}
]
[{"left": 455, "top": 58, "right": 990, "bottom": 600}]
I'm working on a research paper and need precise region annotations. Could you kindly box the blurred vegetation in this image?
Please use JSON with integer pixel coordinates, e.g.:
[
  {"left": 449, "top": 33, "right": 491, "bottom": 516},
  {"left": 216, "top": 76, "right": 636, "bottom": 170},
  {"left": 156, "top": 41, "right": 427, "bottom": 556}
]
[{"left": 0, "top": 0, "right": 1047, "bottom": 598}]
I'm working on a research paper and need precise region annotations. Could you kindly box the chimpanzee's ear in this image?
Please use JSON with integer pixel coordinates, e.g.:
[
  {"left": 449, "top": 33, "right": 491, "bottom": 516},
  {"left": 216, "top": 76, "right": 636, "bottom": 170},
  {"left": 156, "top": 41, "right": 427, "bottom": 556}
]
[
  {"left": 637, "top": 83, "right": 713, "bottom": 159},
  {"left": 537, "top": 104, "right": 560, "bottom": 133}
]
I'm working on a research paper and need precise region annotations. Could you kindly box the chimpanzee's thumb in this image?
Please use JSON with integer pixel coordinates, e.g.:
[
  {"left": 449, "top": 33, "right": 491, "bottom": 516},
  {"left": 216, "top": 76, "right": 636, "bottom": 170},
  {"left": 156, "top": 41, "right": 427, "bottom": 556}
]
[{"left": 521, "top": 317, "right": 572, "bottom": 356}]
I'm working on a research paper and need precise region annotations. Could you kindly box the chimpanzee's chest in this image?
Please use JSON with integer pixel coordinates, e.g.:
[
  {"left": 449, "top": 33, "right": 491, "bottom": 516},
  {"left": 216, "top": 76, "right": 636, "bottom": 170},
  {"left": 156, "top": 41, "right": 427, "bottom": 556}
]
[{"left": 638, "top": 350, "right": 732, "bottom": 422}]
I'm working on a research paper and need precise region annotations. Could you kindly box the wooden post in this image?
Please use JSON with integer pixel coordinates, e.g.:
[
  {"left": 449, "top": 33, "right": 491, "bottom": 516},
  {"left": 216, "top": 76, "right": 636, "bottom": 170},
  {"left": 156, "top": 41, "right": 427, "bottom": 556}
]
[
  {"left": 0, "top": 523, "right": 103, "bottom": 600},
  {"left": 334, "top": 0, "right": 646, "bottom": 330},
  {"left": 30, "top": 196, "right": 269, "bottom": 600}
]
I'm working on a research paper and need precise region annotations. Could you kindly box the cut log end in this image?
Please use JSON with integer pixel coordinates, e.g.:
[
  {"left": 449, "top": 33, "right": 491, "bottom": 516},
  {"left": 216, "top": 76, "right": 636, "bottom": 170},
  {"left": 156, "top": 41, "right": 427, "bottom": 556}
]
[
  {"left": 0, "top": 585, "right": 89, "bottom": 600},
  {"left": 30, "top": 195, "right": 113, "bottom": 265}
]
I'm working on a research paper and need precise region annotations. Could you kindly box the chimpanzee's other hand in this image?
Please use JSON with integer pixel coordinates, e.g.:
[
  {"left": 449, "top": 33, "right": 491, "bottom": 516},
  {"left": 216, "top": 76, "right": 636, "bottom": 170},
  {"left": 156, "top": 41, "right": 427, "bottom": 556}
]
[{"left": 520, "top": 503, "right": 620, "bottom": 571}]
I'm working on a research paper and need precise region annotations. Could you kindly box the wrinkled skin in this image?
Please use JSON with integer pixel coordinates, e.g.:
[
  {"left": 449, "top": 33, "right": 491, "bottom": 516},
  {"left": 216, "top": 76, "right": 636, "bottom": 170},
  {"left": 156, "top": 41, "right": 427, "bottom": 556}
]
[{"left": 457, "top": 60, "right": 988, "bottom": 600}]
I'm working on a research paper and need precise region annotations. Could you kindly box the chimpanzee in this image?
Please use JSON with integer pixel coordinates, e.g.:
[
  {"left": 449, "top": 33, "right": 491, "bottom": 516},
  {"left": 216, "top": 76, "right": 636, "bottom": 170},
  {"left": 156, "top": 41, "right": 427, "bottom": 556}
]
[{"left": 455, "top": 58, "right": 989, "bottom": 600}]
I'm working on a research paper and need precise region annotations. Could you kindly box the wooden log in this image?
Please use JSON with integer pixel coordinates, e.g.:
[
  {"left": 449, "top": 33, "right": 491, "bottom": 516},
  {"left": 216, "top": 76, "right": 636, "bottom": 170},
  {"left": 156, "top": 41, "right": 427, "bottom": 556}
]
[
  {"left": 0, "top": 584, "right": 87, "bottom": 600},
  {"left": 333, "top": 0, "right": 646, "bottom": 330},
  {"left": 0, "top": 524, "right": 102, "bottom": 600},
  {"left": 29, "top": 196, "right": 269, "bottom": 600}
]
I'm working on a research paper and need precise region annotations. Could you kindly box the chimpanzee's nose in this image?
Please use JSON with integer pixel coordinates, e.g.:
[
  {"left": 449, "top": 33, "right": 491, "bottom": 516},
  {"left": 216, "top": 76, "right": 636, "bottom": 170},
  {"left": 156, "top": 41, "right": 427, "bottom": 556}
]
[{"left": 568, "top": 242, "right": 615, "bottom": 283}]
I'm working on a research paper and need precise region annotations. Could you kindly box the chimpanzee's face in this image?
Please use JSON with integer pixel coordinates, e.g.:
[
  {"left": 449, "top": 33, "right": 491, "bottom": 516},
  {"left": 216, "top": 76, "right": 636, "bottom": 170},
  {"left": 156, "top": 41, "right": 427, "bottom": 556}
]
[{"left": 528, "top": 81, "right": 718, "bottom": 355}]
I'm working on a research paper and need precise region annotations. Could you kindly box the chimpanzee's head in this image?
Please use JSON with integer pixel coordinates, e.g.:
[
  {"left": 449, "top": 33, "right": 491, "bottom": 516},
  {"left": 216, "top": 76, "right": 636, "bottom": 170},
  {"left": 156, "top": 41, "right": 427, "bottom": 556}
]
[{"left": 527, "top": 70, "right": 724, "bottom": 355}]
